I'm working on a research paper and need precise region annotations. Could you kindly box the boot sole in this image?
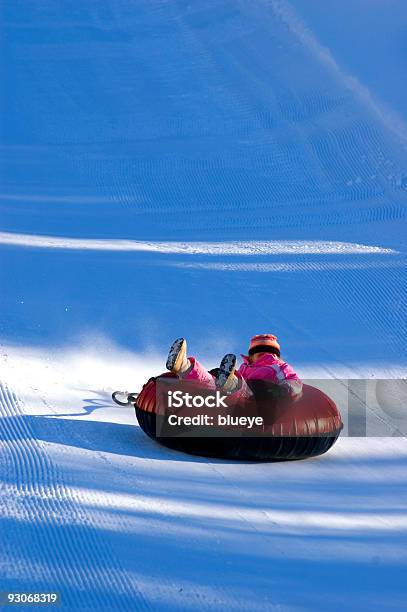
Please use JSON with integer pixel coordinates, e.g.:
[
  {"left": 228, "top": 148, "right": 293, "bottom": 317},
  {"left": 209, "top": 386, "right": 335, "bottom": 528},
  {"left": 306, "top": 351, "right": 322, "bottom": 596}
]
[
  {"left": 216, "top": 353, "right": 237, "bottom": 389},
  {"left": 166, "top": 338, "right": 186, "bottom": 372}
]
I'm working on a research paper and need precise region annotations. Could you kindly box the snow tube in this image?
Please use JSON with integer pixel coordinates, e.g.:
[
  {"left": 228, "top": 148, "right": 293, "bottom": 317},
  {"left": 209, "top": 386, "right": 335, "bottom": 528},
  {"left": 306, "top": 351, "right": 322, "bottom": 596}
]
[{"left": 133, "top": 371, "right": 343, "bottom": 461}]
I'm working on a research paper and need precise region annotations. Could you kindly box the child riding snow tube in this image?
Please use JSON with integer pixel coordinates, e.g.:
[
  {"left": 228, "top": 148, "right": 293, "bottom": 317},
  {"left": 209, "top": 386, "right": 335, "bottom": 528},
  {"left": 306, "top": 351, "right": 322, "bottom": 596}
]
[{"left": 132, "top": 336, "right": 343, "bottom": 461}]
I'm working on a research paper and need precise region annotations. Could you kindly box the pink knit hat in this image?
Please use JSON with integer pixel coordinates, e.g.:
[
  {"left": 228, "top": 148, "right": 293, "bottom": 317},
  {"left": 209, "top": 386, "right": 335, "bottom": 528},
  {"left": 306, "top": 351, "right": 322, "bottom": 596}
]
[{"left": 248, "top": 334, "right": 281, "bottom": 355}]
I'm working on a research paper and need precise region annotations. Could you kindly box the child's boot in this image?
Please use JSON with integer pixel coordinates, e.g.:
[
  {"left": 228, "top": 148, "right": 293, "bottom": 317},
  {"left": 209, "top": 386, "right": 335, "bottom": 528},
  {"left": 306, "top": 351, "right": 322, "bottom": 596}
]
[
  {"left": 166, "top": 338, "right": 190, "bottom": 375},
  {"left": 216, "top": 353, "right": 239, "bottom": 393}
]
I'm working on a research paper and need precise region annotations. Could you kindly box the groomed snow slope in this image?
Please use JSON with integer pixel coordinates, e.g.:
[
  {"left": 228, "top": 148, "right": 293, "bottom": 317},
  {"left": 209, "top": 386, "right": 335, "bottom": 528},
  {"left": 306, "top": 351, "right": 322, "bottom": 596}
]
[
  {"left": 1, "top": 1, "right": 407, "bottom": 610},
  {"left": 2, "top": 347, "right": 407, "bottom": 611}
]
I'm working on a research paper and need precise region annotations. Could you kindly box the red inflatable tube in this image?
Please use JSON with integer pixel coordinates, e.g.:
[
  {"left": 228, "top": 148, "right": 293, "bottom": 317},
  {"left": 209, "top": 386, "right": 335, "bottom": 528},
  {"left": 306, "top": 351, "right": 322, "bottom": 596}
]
[{"left": 134, "top": 372, "right": 343, "bottom": 461}]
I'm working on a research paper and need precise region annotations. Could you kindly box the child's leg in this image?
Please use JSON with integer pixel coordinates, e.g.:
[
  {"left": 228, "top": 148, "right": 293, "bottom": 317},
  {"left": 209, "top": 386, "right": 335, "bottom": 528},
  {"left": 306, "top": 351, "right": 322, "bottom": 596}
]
[
  {"left": 182, "top": 357, "right": 216, "bottom": 389},
  {"left": 184, "top": 358, "right": 255, "bottom": 413},
  {"left": 184, "top": 363, "right": 253, "bottom": 400}
]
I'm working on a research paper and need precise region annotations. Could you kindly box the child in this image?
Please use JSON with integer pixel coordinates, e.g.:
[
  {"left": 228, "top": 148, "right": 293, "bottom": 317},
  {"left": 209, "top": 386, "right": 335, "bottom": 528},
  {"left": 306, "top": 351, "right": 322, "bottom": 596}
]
[{"left": 166, "top": 334, "right": 302, "bottom": 400}]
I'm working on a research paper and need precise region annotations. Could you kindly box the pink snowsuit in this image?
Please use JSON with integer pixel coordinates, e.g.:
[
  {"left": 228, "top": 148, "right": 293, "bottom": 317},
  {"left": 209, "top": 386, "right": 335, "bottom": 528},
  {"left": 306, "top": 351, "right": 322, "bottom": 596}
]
[{"left": 183, "top": 353, "right": 302, "bottom": 400}]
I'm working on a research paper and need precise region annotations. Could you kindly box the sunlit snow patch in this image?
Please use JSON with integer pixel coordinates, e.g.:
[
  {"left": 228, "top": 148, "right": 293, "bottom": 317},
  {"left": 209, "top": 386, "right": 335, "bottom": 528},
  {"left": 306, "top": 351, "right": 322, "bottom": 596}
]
[{"left": 0, "top": 231, "right": 397, "bottom": 255}]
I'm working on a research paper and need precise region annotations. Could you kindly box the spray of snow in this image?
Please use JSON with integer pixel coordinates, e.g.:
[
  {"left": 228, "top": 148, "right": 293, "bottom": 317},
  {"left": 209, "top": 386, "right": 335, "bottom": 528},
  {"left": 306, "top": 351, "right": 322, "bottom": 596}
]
[{"left": 1, "top": 338, "right": 162, "bottom": 408}]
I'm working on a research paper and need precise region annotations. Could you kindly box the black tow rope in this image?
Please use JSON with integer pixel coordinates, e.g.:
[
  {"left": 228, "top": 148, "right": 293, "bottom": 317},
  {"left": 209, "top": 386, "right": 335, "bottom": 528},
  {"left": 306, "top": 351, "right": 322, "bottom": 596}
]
[{"left": 111, "top": 391, "right": 139, "bottom": 406}]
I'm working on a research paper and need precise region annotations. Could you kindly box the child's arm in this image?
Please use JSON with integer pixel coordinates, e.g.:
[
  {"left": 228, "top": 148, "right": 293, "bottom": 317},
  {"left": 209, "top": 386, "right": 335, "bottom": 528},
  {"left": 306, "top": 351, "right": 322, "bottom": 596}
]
[{"left": 278, "top": 362, "right": 303, "bottom": 396}]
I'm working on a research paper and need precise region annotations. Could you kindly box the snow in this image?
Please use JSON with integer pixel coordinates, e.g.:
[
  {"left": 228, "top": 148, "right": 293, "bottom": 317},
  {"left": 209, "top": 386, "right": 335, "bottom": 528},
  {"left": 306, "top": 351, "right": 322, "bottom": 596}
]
[
  {"left": 1, "top": 344, "right": 407, "bottom": 610},
  {"left": 0, "top": 233, "right": 398, "bottom": 254},
  {"left": 1, "top": 0, "right": 407, "bottom": 610}
]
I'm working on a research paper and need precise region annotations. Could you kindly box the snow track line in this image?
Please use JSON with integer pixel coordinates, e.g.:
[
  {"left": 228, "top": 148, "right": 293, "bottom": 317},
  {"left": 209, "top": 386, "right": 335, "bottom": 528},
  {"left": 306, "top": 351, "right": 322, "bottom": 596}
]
[
  {"left": 0, "top": 382, "right": 150, "bottom": 611},
  {"left": 0, "top": 383, "right": 80, "bottom": 595},
  {"left": 265, "top": 0, "right": 407, "bottom": 147}
]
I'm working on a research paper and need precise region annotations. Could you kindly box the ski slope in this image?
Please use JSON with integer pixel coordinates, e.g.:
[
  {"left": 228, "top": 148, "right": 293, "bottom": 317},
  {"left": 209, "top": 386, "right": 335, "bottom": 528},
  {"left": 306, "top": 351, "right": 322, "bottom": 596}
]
[{"left": 1, "top": 1, "right": 407, "bottom": 610}]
